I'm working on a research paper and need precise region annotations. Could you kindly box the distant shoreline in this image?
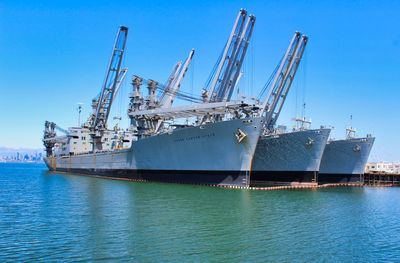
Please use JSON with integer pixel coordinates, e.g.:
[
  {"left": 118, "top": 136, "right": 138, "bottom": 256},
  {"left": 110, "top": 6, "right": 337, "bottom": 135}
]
[{"left": 0, "top": 161, "right": 44, "bottom": 164}]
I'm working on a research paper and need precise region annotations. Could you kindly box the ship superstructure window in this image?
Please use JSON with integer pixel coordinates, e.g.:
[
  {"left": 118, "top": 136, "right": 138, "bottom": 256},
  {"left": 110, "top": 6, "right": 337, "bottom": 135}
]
[{"left": 81, "top": 136, "right": 86, "bottom": 140}]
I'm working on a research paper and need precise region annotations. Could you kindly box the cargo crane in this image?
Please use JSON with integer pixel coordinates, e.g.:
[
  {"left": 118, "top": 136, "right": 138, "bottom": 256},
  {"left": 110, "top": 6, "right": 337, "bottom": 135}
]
[
  {"left": 203, "top": 9, "right": 246, "bottom": 102},
  {"left": 113, "top": 68, "right": 128, "bottom": 101},
  {"left": 206, "top": 9, "right": 255, "bottom": 103},
  {"left": 158, "top": 62, "right": 182, "bottom": 104},
  {"left": 89, "top": 26, "right": 128, "bottom": 150},
  {"left": 161, "top": 49, "right": 195, "bottom": 108},
  {"left": 127, "top": 49, "right": 195, "bottom": 135},
  {"left": 221, "top": 15, "right": 255, "bottom": 102},
  {"left": 258, "top": 32, "right": 308, "bottom": 132},
  {"left": 269, "top": 35, "right": 308, "bottom": 128},
  {"left": 192, "top": 9, "right": 255, "bottom": 124},
  {"left": 43, "top": 121, "right": 57, "bottom": 156},
  {"left": 43, "top": 121, "right": 70, "bottom": 156},
  {"left": 126, "top": 10, "right": 259, "bottom": 136}
]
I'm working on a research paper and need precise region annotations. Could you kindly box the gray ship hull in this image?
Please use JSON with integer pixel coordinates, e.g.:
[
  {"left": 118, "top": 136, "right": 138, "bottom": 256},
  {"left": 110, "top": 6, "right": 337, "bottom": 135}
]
[
  {"left": 251, "top": 128, "right": 330, "bottom": 185},
  {"left": 45, "top": 117, "right": 264, "bottom": 187},
  {"left": 319, "top": 137, "right": 375, "bottom": 183}
]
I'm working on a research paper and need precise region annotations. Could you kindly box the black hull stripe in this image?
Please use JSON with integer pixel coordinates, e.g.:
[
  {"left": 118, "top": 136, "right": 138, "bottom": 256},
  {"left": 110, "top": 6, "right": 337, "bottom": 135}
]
[
  {"left": 52, "top": 169, "right": 363, "bottom": 186},
  {"left": 54, "top": 168, "right": 249, "bottom": 187},
  {"left": 318, "top": 173, "right": 363, "bottom": 184},
  {"left": 251, "top": 170, "right": 318, "bottom": 185}
]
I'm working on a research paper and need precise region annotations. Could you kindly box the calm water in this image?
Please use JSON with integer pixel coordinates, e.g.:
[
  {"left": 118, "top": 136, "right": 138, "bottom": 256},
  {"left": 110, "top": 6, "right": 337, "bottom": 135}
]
[{"left": 1, "top": 163, "right": 400, "bottom": 262}]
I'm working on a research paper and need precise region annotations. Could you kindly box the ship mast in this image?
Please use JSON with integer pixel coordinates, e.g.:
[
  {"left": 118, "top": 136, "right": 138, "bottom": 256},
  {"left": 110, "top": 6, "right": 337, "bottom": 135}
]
[{"left": 346, "top": 115, "right": 356, "bottom": 139}]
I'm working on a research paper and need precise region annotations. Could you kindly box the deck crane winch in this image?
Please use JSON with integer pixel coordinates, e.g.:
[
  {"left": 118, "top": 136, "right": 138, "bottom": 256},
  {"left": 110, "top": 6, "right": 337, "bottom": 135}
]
[
  {"left": 258, "top": 32, "right": 308, "bottom": 132},
  {"left": 89, "top": 26, "right": 128, "bottom": 150}
]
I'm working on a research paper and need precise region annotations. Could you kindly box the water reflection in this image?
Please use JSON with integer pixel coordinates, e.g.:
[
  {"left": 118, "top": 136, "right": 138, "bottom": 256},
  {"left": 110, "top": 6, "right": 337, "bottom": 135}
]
[{"left": 1, "top": 164, "right": 400, "bottom": 262}]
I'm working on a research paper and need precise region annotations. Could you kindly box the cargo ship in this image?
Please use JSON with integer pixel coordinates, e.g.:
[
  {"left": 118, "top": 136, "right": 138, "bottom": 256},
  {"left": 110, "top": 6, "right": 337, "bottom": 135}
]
[
  {"left": 245, "top": 32, "right": 329, "bottom": 186},
  {"left": 319, "top": 126, "right": 375, "bottom": 183},
  {"left": 44, "top": 11, "right": 270, "bottom": 187},
  {"left": 45, "top": 116, "right": 265, "bottom": 187},
  {"left": 252, "top": 126, "right": 330, "bottom": 185}
]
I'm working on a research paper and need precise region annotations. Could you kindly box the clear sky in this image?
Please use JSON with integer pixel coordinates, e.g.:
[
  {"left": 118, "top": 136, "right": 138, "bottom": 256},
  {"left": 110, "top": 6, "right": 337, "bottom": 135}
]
[{"left": 0, "top": 0, "right": 399, "bottom": 161}]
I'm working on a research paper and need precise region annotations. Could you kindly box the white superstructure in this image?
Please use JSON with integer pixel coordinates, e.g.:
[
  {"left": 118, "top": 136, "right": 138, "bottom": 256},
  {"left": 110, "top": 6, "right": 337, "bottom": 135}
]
[{"left": 365, "top": 162, "right": 400, "bottom": 174}]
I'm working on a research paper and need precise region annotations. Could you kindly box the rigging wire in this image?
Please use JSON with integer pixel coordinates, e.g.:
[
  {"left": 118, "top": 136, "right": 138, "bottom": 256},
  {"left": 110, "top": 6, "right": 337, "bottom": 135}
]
[
  {"left": 139, "top": 77, "right": 203, "bottom": 104},
  {"left": 295, "top": 68, "right": 299, "bottom": 119},
  {"left": 302, "top": 47, "right": 308, "bottom": 118},
  {"left": 190, "top": 55, "right": 195, "bottom": 104},
  {"left": 251, "top": 27, "right": 255, "bottom": 97},
  {"left": 256, "top": 55, "right": 283, "bottom": 101},
  {"left": 203, "top": 42, "right": 226, "bottom": 92}
]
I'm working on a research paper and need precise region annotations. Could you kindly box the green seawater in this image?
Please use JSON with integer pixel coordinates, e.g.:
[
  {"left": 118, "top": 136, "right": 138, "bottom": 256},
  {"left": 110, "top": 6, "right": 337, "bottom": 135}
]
[{"left": 1, "top": 163, "right": 400, "bottom": 262}]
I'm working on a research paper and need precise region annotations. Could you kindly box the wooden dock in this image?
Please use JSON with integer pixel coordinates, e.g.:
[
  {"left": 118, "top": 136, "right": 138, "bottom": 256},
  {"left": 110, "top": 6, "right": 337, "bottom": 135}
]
[{"left": 364, "top": 173, "right": 400, "bottom": 186}]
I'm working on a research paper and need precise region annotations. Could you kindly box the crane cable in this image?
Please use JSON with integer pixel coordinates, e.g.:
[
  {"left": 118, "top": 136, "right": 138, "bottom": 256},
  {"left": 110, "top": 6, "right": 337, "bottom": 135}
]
[
  {"left": 140, "top": 78, "right": 203, "bottom": 104},
  {"left": 256, "top": 55, "right": 283, "bottom": 101}
]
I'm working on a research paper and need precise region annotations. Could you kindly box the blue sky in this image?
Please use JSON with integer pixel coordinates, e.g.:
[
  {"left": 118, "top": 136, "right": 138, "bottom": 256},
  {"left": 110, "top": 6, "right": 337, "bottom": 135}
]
[{"left": 0, "top": 0, "right": 399, "bottom": 161}]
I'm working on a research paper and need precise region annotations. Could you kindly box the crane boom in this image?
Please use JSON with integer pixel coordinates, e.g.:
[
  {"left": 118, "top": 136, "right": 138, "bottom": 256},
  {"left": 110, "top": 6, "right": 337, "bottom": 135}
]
[
  {"left": 269, "top": 36, "right": 308, "bottom": 127},
  {"left": 225, "top": 15, "right": 256, "bottom": 102},
  {"left": 214, "top": 14, "right": 248, "bottom": 102},
  {"left": 207, "top": 11, "right": 255, "bottom": 103},
  {"left": 159, "top": 62, "right": 182, "bottom": 104},
  {"left": 54, "top": 125, "right": 69, "bottom": 135},
  {"left": 162, "top": 49, "right": 195, "bottom": 108},
  {"left": 207, "top": 9, "right": 247, "bottom": 102},
  {"left": 113, "top": 68, "right": 128, "bottom": 99},
  {"left": 259, "top": 32, "right": 301, "bottom": 131},
  {"left": 92, "top": 26, "right": 128, "bottom": 131}
]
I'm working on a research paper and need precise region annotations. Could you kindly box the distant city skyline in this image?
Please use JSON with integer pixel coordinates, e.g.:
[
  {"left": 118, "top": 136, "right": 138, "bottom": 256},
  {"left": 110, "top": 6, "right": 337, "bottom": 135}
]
[
  {"left": 0, "top": 148, "right": 44, "bottom": 163},
  {"left": 1, "top": 0, "right": 399, "bottom": 161}
]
